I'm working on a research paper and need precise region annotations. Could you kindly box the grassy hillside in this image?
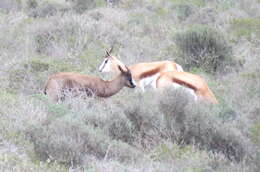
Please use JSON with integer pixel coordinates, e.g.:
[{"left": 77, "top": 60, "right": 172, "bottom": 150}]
[{"left": 0, "top": 0, "right": 259, "bottom": 171}]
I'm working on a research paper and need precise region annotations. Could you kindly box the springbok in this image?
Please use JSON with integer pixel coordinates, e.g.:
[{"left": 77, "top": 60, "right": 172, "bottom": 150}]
[
  {"left": 44, "top": 65, "right": 136, "bottom": 102},
  {"left": 156, "top": 71, "right": 218, "bottom": 104},
  {"left": 98, "top": 48, "right": 184, "bottom": 91}
]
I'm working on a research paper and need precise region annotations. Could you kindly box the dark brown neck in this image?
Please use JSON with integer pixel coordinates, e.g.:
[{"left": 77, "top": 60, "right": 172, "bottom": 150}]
[{"left": 97, "top": 75, "right": 125, "bottom": 97}]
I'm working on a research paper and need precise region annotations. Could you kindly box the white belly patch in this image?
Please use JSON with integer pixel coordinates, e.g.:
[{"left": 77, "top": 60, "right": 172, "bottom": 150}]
[
  {"left": 172, "top": 83, "right": 197, "bottom": 100},
  {"left": 139, "top": 73, "right": 161, "bottom": 91}
]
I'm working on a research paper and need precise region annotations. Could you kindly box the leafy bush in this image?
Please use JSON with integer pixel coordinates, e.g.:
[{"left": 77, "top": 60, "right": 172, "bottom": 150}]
[
  {"left": 149, "top": 142, "right": 232, "bottom": 171},
  {"left": 124, "top": 92, "right": 167, "bottom": 148},
  {"left": 28, "top": 120, "right": 106, "bottom": 165},
  {"left": 231, "top": 18, "right": 260, "bottom": 40},
  {"left": 250, "top": 122, "right": 260, "bottom": 144},
  {"left": 26, "top": 0, "right": 38, "bottom": 9},
  {"left": 157, "top": 88, "right": 251, "bottom": 161},
  {"left": 175, "top": 26, "right": 234, "bottom": 73},
  {"left": 30, "top": 15, "right": 98, "bottom": 61},
  {"left": 7, "top": 58, "right": 79, "bottom": 94},
  {"left": 73, "top": 100, "right": 136, "bottom": 144},
  {"left": 34, "top": 29, "right": 54, "bottom": 54},
  {"left": 175, "top": 4, "right": 195, "bottom": 20},
  {"left": 170, "top": 0, "right": 205, "bottom": 7},
  {"left": 66, "top": 0, "right": 105, "bottom": 13},
  {"left": 27, "top": 1, "right": 65, "bottom": 18},
  {"left": 28, "top": 111, "right": 142, "bottom": 166}
]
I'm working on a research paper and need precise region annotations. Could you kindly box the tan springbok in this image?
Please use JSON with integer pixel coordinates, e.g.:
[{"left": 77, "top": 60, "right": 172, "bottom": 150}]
[
  {"left": 98, "top": 48, "right": 183, "bottom": 91},
  {"left": 44, "top": 65, "right": 136, "bottom": 102},
  {"left": 156, "top": 71, "right": 218, "bottom": 104}
]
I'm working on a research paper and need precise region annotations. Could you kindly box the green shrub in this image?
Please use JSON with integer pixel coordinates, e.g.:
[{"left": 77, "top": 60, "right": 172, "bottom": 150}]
[
  {"left": 28, "top": 2, "right": 60, "bottom": 18},
  {"left": 8, "top": 69, "right": 29, "bottom": 93},
  {"left": 124, "top": 92, "right": 167, "bottom": 148},
  {"left": 157, "top": 88, "right": 251, "bottom": 161},
  {"left": 24, "top": 59, "right": 50, "bottom": 72},
  {"left": 26, "top": 0, "right": 38, "bottom": 9},
  {"left": 34, "top": 31, "right": 54, "bottom": 54},
  {"left": 73, "top": 0, "right": 96, "bottom": 13},
  {"left": 66, "top": 0, "right": 105, "bottom": 13},
  {"left": 170, "top": 0, "right": 205, "bottom": 7},
  {"left": 0, "top": 151, "right": 66, "bottom": 172},
  {"left": 105, "top": 112, "right": 135, "bottom": 143},
  {"left": 250, "top": 121, "right": 260, "bottom": 144},
  {"left": 175, "top": 26, "right": 233, "bottom": 73},
  {"left": 74, "top": 100, "right": 136, "bottom": 144},
  {"left": 231, "top": 18, "right": 260, "bottom": 40},
  {"left": 28, "top": 112, "right": 142, "bottom": 165},
  {"left": 28, "top": 119, "right": 108, "bottom": 165},
  {"left": 7, "top": 58, "right": 80, "bottom": 94},
  {"left": 104, "top": 140, "right": 143, "bottom": 163},
  {"left": 175, "top": 4, "right": 195, "bottom": 20},
  {"left": 31, "top": 16, "right": 92, "bottom": 60}
]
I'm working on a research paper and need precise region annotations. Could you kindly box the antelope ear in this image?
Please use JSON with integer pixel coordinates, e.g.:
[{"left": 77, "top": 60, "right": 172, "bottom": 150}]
[
  {"left": 108, "top": 46, "right": 113, "bottom": 54},
  {"left": 125, "top": 66, "right": 131, "bottom": 73},
  {"left": 118, "top": 65, "right": 127, "bottom": 73},
  {"left": 105, "top": 50, "right": 111, "bottom": 57}
]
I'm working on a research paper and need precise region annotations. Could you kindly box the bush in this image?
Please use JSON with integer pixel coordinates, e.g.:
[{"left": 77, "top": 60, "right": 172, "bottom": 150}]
[
  {"left": 74, "top": 99, "right": 136, "bottom": 144},
  {"left": 31, "top": 15, "right": 95, "bottom": 60},
  {"left": 67, "top": 0, "right": 105, "bottom": 13},
  {"left": 231, "top": 18, "right": 260, "bottom": 40},
  {"left": 28, "top": 119, "right": 109, "bottom": 165},
  {"left": 174, "top": 3, "right": 196, "bottom": 21},
  {"left": 124, "top": 92, "right": 167, "bottom": 148},
  {"left": 28, "top": 113, "right": 143, "bottom": 166},
  {"left": 7, "top": 58, "right": 79, "bottom": 94},
  {"left": 103, "top": 140, "right": 143, "bottom": 163},
  {"left": 157, "top": 88, "right": 251, "bottom": 161},
  {"left": 27, "top": 1, "right": 63, "bottom": 18},
  {"left": 26, "top": 0, "right": 38, "bottom": 9},
  {"left": 175, "top": 26, "right": 233, "bottom": 73}
]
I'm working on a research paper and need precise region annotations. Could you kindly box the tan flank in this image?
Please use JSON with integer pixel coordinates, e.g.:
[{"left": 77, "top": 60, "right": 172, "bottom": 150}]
[
  {"left": 44, "top": 66, "right": 136, "bottom": 102},
  {"left": 156, "top": 71, "right": 218, "bottom": 104}
]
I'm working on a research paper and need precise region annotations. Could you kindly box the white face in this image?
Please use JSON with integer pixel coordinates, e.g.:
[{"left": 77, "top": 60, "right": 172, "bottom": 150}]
[{"left": 98, "top": 58, "right": 112, "bottom": 73}]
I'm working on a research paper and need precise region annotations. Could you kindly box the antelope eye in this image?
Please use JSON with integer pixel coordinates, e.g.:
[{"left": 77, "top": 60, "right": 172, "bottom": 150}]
[{"left": 105, "top": 59, "right": 108, "bottom": 64}]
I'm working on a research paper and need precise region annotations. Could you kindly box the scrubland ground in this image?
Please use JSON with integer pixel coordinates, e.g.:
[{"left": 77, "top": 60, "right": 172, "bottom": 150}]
[{"left": 0, "top": 0, "right": 260, "bottom": 171}]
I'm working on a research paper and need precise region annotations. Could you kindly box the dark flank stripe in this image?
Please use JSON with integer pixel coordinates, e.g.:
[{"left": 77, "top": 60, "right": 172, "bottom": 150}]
[
  {"left": 171, "top": 78, "right": 197, "bottom": 91},
  {"left": 139, "top": 67, "right": 161, "bottom": 79}
]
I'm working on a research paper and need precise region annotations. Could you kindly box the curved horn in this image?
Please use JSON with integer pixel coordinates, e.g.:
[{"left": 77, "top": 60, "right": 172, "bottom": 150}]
[
  {"left": 105, "top": 50, "right": 110, "bottom": 56},
  {"left": 106, "top": 46, "right": 114, "bottom": 56},
  {"left": 106, "top": 46, "right": 114, "bottom": 57},
  {"left": 108, "top": 46, "right": 113, "bottom": 54}
]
